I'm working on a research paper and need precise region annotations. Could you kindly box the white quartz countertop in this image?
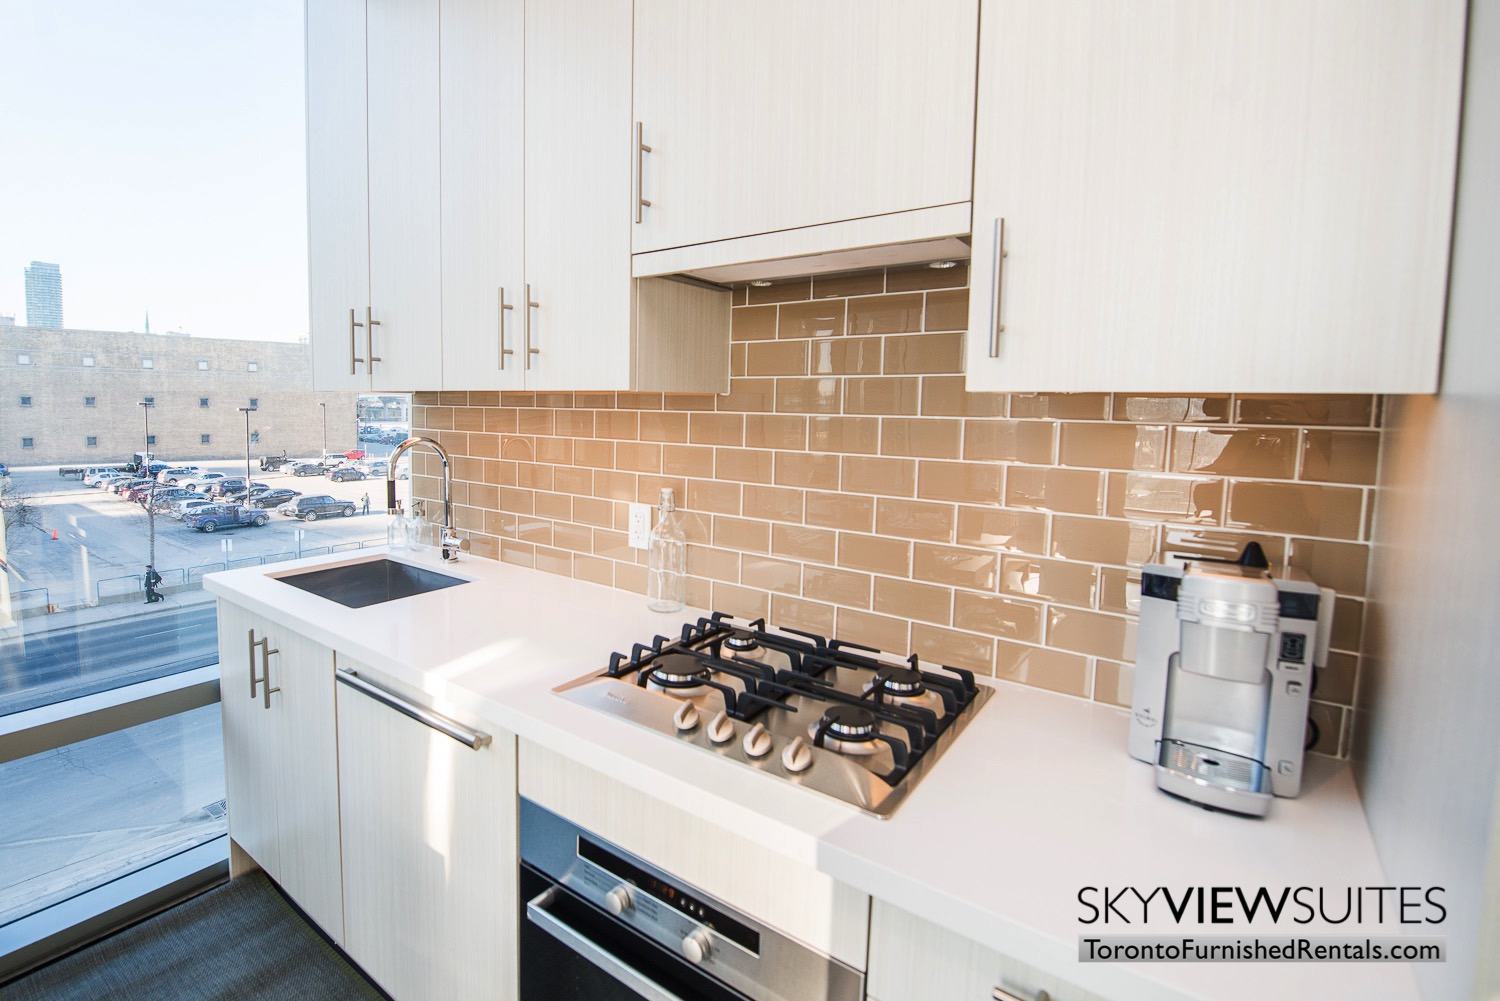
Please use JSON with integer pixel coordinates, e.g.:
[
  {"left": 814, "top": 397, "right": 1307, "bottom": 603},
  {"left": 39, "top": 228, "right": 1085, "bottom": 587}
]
[{"left": 206, "top": 548, "right": 1419, "bottom": 1001}]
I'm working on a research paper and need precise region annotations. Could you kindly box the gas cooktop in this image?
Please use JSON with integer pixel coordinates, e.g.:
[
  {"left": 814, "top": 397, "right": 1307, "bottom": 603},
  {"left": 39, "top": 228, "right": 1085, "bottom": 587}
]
[{"left": 554, "top": 612, "right": 992, "bottom": 817}]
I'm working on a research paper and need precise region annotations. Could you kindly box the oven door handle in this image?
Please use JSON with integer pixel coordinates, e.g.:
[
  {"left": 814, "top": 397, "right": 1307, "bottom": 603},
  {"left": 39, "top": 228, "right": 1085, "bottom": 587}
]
[{"left": 526, "top": 887, "right": 691, "bottom": 1001}]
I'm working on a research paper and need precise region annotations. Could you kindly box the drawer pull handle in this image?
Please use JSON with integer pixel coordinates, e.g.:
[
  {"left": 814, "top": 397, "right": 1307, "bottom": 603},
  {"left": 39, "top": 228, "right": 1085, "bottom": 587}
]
[
  {"left": 994, "top": 988, "right": 1051, "bottom": 1001},
  {"left": 336, "top": 669, "right": 491, "bottom": 749},
  {"left": 989, "top": 216, "right": 1008, "bottom": 358}
]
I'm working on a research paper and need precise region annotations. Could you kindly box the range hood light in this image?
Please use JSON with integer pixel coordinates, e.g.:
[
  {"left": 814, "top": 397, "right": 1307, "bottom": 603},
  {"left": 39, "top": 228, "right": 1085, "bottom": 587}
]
[
  {"left": 748, "top": 280, "right": 774, "bottom": 287},
  {"left": 928, "top": 260, "right": 958, "bottom": 270}
]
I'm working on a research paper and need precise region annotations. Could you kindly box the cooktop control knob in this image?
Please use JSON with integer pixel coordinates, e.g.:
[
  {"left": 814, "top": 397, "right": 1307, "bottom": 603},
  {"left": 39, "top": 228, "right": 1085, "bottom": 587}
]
[
  {"left": 781, "top": 736, "right": 813, "bottom": 773},
  {"left": 604, "top": 885, "right": 634, "bottom": 916},
  {"left": 681, "top": 929, "right": 712, "bottom": 964},
  {"left": 707, "top": 710, "right": 735, "bottom": 745},
  {"left": 742, "top": 722, "right": 772, "bottom": 758},
  {"left": 672, "top": 701, "right": 700, "bottom": 731}
]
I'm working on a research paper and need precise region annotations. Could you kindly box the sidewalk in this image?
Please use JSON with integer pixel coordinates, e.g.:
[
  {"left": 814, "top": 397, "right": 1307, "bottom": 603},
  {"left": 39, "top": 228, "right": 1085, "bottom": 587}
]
[{"left": 1, "top": 587, "right": 219, "bottom": 639}]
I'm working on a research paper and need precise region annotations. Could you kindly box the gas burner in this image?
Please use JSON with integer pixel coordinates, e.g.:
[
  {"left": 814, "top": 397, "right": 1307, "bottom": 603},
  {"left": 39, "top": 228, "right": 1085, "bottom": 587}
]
[
  {"left": 723, "top": 632, "right": 762, "bottom": 655},
  {"left": 872, "top": 666, "right": 924, "bottom": 697},
  {"left": 810, "top": 705, "right": 883, "bottom": 756},
  {"left": 645, "top": 658, "right": 711, "bottom": 696}
]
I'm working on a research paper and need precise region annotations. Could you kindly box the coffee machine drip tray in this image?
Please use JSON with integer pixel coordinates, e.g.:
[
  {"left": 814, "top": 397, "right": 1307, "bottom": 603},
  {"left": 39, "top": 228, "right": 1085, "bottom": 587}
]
[{"left": 1156, "top": 739, "right": 1273, "bottom": 817}]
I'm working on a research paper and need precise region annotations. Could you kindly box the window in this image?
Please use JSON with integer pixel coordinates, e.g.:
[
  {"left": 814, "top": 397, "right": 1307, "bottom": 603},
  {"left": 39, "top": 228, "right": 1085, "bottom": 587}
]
[
  {"left": 81, "top": 354, "right": 95, "bottom": 366},
  {"left": 20, "top": 396, "right": 32, "bottom": 407},
  {"left": 250, "top": 431, "right": 261, "bottom": 444},
  {"left": 199, "top": 397, "right": 210, "bottom": 408},
  {"left": 249, "top": 398, "right": 259, "bottom": 408},
  {"left": 141, "top": 358, "right": 154, "bottom": 369},
  {"left": 247, "top": 361, "right": 259, "bottom": 372},
  {"left": 21, "top": 437, "right": 34, "bottom": 448},
  {"left": 86, "top": 436, "right": 98, "bottom": 447},
  {"left": 143, "top": 396, "right": 155, "bottom": 405},
  {"left": 197, "top": 360, "right": 209, "bottom": 371},
  {"left": 199, "top": 434, "right": 211, "bottom": 445},
  {"left": 17, "top": 354, "right": 30, "bottom": 365},
  {"left": 146, "top": 434, "right": 156, "bottom": 446},
  {"left": 84, "top": 396, "right": 96, "bottom": 407}
]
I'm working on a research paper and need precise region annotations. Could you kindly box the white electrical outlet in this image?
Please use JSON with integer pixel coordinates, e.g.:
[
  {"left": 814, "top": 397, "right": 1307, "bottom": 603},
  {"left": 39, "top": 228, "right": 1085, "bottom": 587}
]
[{"left": 628, "top": 502, "right": 651, "bottom": 550}]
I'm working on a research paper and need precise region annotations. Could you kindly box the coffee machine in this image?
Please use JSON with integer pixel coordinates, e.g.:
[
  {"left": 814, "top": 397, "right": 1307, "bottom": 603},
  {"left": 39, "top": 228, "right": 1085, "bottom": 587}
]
[{"left": 1129, "top": 543, "right": 1333, "bottom": 816}]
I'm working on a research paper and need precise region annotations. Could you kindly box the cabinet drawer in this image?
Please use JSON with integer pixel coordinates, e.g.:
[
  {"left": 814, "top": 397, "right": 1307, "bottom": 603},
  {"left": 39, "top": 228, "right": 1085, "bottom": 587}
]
[{"left": 868, "top": 901, "right": 1109, "bottom": 1001}]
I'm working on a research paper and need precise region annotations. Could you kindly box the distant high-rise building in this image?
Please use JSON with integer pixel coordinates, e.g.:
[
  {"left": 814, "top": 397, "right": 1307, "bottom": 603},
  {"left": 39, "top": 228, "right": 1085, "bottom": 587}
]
[{"left": 24, "top": 261, "right": 63, "bottom": 328}]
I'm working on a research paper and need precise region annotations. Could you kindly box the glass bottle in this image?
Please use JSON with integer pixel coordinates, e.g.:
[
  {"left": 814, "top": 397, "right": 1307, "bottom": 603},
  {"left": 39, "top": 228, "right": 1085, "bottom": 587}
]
[
  {"left": 647, "top": 487, "right": 686, "bottom": 613},
  {"left": 387, "top": 501, "right": 408, "bottom": 550}
]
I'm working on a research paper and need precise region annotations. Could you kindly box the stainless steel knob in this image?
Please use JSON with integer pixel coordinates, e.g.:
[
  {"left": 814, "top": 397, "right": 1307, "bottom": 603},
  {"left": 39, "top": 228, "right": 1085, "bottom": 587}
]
[
  {"left": 604, "top": 885, "right": 634, "bottom": 916},
  {"left": 681, "top": 929, "right": 711, "bottom": 964}
]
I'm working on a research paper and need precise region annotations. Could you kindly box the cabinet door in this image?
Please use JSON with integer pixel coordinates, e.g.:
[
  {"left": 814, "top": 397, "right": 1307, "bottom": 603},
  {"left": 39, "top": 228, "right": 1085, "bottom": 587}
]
[
  {"left": 217, "top": 603, "right": 281, "bottom": 880},
  {"left": 306, "top": 0, "right": 371, "bottom": 392},
  {"left": 264, "top": 623, "right": 345, "bottom": 944},
  {"left": 337, "top": 659, "right": 517, "bottom": 1001},
  {"left": 440, "top": 0, "right": 526, "bottom": 392},
  {"left": 366, "top": 0, "right": 443, "bottom": 391},
  {"left": 966, "top": 0, "right": 1465, "bottom": 394},
  {"left": 522, "top": 0, "right": 634, "bottom": 390},
  {"left": 631, "top": 0, "right": 977, "bottom": 254}
]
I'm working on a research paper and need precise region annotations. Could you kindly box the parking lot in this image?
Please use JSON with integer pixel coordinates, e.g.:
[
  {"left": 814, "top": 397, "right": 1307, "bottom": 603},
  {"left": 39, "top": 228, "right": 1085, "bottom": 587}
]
[{"left": 0, "top": 447, "right": 419, "bottom": 610}]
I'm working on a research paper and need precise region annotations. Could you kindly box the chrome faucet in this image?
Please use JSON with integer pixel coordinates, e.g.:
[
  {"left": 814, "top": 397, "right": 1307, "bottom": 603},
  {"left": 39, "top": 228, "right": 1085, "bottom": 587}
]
[{"left": 387, "top": 436, "right": 466, "bottom": 562}]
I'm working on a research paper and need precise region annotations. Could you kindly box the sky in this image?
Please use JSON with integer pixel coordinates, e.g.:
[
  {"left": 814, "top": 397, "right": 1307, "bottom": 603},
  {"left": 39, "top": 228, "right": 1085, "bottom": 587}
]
[{"left": 0, "top": 1, "right": 309, "bottom": 342}]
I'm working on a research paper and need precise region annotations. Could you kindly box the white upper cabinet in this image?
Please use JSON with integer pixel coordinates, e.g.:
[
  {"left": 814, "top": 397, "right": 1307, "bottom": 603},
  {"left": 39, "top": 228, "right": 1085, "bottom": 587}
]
[
  {"left": 631, "top": 0, "right": 978, "bottom": 260},
  {"left": 965, "top": 0, "right": 1467, "bottom": 394},
  {"left": 306, "top": 0, "right": 370, "bottom": 393},
  {"left": 439, "top": 0, "right": 526, "bottom": 392}
]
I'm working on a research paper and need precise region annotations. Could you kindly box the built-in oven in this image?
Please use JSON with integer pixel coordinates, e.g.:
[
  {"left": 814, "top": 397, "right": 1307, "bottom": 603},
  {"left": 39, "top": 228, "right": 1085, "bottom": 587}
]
[{"left": 518, "top": 798, "right": 864, "bottom": 1001}]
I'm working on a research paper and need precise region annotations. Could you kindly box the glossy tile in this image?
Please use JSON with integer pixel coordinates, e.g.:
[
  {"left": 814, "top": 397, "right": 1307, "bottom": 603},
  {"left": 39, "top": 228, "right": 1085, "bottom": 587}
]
[
  {"left": 911, "top": 624, "right": 995, "bottom": 674},
  {"left": 689, "top": 413, "right": 744, "bottom": 446},
  {"left": 810, "top": 336, "right": 882, "bottom": 376},
  {"left": 1235, "top": 395, "right": 1374, "bottom": 427},
  {"left": 805, "top": 490, "right": 874, "bottom": 533},
  {"left": 911, "top": 544, "right": 998, "bottom": 590},
  {"left": 778, "top": 300, "right": 846, "bottom": 339},
  {"left": 772, "top": 594, "right": 838, "bottom": 636},
  {"left": 836, "top": 608, "right": 909, "bottom": 653},
  {"left": 639, "top": 411, "right": 690, "bottom": 443},
  {"left": 875, "top": 498, "right": 956, "bottom": 542},
  {"left": 595, "top": 410, "right": 640, "bottom": 440},
  {"left": 718, "top": 379, "right": 776, "bottom": 413},
  {"left": 686, "top": 478, "right": 741, "bottom": 516},
  {"left": 1051, "top": 516, "right": 1159, "bottom": 566},
  {"left": 803, "top": 565, "right": 872, "bottom": 608},
  {"left": 813, "top": 269, "right": 884, "bottom": 299},
  {"left": 775, "top": 451, "right": 840, "bottom": 490},
  {"left": 1106, "top": 472, "right": 1223, "bottom": 525},
  {"left": 741, "top": 555, "right": 803, "bottom": 595},
  {"left": 1009, "top": 394, "right": 1111, "bottom": 420},
  {"left": 573, "top": 553, "right": 614, "bottom": 587},
  {"left": 1287, "top": 537, "right": 1370, "bottom": 596},
  {"left": 1330, "top": 597, "right": 1363, "bottom": 652},
  {"left": 746, "top": 277, "right": 811, "bottom": 305},
  {"left": 534, "top": 491, "right": 572, "bottom": 521},
  {"left": 1318, "top": 650, "right": 1359, "bottom": 705},
  {"left": 884, "top": 333, "right": 964, "bottom": 375},
  {"left": 614, "top": 441, "right": 662, "bottom": 474},
  {"left": 843, "top": 377, "right": 919, "bottom": 415},
  {"left": 1058, "top": 423, "right": 1167, "bottom": 471},
  {"left": 687, "top": 544, "right": 739, "bottom": 583},
  {"left": 732, "top": 305, "right": 778, "bottom": 341},
  {"left": 952, "top": 591, "right": 1043, "bottom": 642},
  {"left": 775, "top": 377, "right": 843, "bottom": 414},
  {"left": 881, "top": 418, "right": 963, "bottom": 459},
  {"left": 1226, "top": 482, "right": 1364, "bottom": 539},
  {"left": 920, "top": 376, "right": 1006, "bottom": 418},
  {"left": 1004, "top": 467, "right": 1105, "bottom": 516},
  {"left": 1172, "top": 427, "right": 1296, "bottom": 479},
  {"left": 841, "top": 456, "right": 917, "bottom": 497},
  {"left": 1159, "top": 527, "right": 1285, "bottom": 566},
  {"left": 839, "top": 533, "right": 912, "bottom": 577},
  {"left": 887, "top": 261, "right": 969, "bottom": 292},
  {"left": 747, "top": 340, "right": 810, "bottom": 376},
  {"left": 1092, "top": 659, "right": 1134, "bottom": 707},
  {"left": 1114, "top": 394, "right": 1230, "bottom": 423},
  {"left": 715, "top": 448, "right": 775, "bottom": 484},
  {"left": 847, "top": 293, "right": 923, "bottom": 335},
  {"left": 918, "top": 460, "right": 1003, "bottom": 506},
  {"left": 923, "top": 288, "right": 969, "bottom": 332},
  {"left": 1300, "top": 430, "right": 1380, "bottom": 484},
  {"left": 743, "top": 485, "right": 804, "bottom": 523},
  {"left": 552, "top": 465, "right": 592, "bottom": 496},
  {"left": 955, "top": 507, "right": 1047, "bottom": 553},
  {"left": 1048, "top": 607, "right": 1135, "bottom": 661},
  {"left": 713, "top": 515, "right": 771, "bottom": 553},
  {"left": 873, "top": 577, "right": 952, "bottom": 625},
  {"left": 771, "top": 523, "right": 838, "bottom": 564},
  {"left": 744, "top": 415, "right": 808, "bottom": 451},
  {"left": 574, "top": 439, "right": 615, "bottom": 469},
  {"left": 999, "top": 556, "right": 1097, "bottom": 608},
  {"left": 808, "top": 416, "right": 880, "bottom": 454},
  {"left": 713, "top": 583, "right": 771, "bottom": 620},
  {"left": 662, "top": 444, "right": 715, "bottom": 477},
  {"left": 1096, "top": 566, "right": 1142, "bottom": 615},
  {"left": 964, "top": 420, "right": 1055, "bottom": 463}
]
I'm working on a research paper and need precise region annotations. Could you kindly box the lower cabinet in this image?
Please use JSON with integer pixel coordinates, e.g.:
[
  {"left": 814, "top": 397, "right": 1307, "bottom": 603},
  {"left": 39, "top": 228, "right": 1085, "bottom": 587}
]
[
  {"left": 217, "top": 601, "right": 344, "bottom": 942},
  {"left": 334, "top": 655, "right": 518, "bottom": 1001},
  {"left": 868, "top": 901, "right": 1109, "bottom": 1001}
]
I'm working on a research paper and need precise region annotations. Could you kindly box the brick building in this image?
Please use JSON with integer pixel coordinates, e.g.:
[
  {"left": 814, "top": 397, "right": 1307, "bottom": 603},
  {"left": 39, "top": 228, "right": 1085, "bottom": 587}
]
[{"left": 1, "top": 326, "right": 360, "bottom": 466}]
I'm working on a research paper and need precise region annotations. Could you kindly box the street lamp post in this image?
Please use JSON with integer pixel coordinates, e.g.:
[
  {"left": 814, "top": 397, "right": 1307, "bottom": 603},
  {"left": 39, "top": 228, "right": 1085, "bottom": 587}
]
[
  {"left": 139, "top": 400, "right": 156, "bottom": 572},
  {"left": 319, "top": 402, "right": 327, "bottom": 458},
  {"left": 240, "top": 406, "right": 258, "bottom": 512}
]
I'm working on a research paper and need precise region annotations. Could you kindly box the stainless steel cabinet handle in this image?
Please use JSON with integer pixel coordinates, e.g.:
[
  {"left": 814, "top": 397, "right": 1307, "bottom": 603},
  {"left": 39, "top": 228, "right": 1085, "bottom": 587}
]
[
  {"left": 527, "top": 888, "right": 689, "bottom": 1001},
  {"left": 258, "top": 637, "right": 280, "bottom": 710},
  {"left": 635, "top": 121, "right": 653, "bottom": 224},
  {"left": 247, "top": 628, "right": 259, "bottom": 698},
  {"left": 989, "top": 216, "right": 1008, "bottom": 358},
  {"left": 365, "top": 306, "right": 382, "bottom": 372},
  {"left": 336, "top": 669, "right": 491, "bottom": 749},
  {"left": 498, "top": 286, "right": 515, "bottom": 370},
  {"left": 523, "top": 283, "right": 540, "bottom": 370},
  {"left": 994, "top": 987, "right": 1051, "bottom": 1001},
  {"left": 348, "top": 309, "right": 366, "bottom": 375}
]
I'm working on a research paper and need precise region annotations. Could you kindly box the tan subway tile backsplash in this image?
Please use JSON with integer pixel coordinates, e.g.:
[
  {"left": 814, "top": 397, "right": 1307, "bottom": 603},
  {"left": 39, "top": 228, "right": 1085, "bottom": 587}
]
[{"left": 416, "top": 266, "right": 1383, "bottom": 758}]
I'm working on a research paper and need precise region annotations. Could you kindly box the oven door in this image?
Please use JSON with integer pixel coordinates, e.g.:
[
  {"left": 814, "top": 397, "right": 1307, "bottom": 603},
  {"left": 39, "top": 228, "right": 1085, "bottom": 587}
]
[{"left": 520, "top": 863, "right": 753, "bottom": 1001}]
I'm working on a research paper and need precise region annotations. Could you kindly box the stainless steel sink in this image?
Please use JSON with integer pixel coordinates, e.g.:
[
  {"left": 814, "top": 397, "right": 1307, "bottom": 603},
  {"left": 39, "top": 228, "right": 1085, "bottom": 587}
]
[{"left": 274, "top": 558, "right": 467, "bottom": 608}]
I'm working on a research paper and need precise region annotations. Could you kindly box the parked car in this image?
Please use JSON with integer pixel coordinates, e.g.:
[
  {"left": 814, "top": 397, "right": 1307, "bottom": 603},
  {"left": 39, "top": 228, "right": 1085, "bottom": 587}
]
[
  {"left": 172, "top": 497, "right": 218, "bottom": 520},
  {"left": 114, "top": 478, "right": 154, "bottom": 497},
  {"left": 0, "top": 462, "right": 8, "bottom": 477},
  {"left": 127, "top": 482, "right": 164, "bottom": 503},
  {"left": 290, "top": 462, "right": 325, "bottom": 477},
  {"left": 146, "top": 487, "right": 200, "bottom": 511},
  {"left": 216, "top": 479, "right": 270, "bottom": 499},
  {"left": 185, "top": 504, "right": 270, "bottom": 532},
  {"left": 157, "top": 466, "right": 202, "bottom": 484},
  {"left": 361, "top": 460, "right": 390, "bottom": 477},
  {"left": 86, "top": 469, "right": 128, "bottom": 486},
  {"left": 329, "top": 466, "right": 367, "bottom": 482},
  {"left": 258, "top": 450, "right": 291, "bottom": 472},
  {"left": 283, "top": 495, "right": 356, "bottom": 521},
  {"left": 250, "top": 488, "right": 300, "bottom": 509},
  {"left": 180, "top": 471, "right": 227, "bottom": 491}
]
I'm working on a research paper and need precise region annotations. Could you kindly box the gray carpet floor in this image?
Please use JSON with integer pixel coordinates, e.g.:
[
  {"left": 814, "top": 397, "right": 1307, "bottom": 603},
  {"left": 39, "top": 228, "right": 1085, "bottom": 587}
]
[{"left": 2, "top": 872, "right": 388, "bottom": 1000}]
